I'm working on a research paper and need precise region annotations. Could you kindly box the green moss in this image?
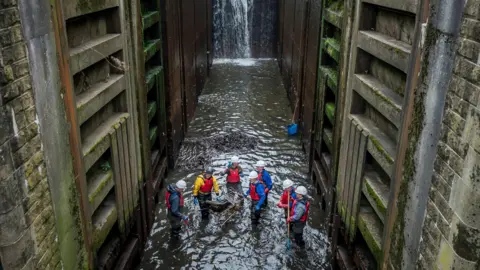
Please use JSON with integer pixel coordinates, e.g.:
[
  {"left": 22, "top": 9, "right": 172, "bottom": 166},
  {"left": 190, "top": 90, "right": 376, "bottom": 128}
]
[
  {"left": 372, "top": 86, "right": 401, "bottom": 112},
  {"left": 324, "top": 38, "right": 341, "bottom": 62},
  {"left": 142, "top": 11, "right": 160, "bottom": 30},
  {"left": 88, "top": 170, "right": 113, "bottom": 204},
  {"left": 144, "top": 39, "right": 162, "bottom": 62},
  {"left": 328, "top": 1, "right": 344, "bottom": 12},
  {"left": 149, "top": 126, "right": 158, "bottom": 146},
  {"left": 325, "top": 102, "right": 336, "bottom": 124},
  {"left": 148, "top": 101, "right": 157, "bottom": 121},
  {"left": 369, "top": 136, "right": 394, "bottom": 164},
  {"left": 358, "top": 214, "right": 383, "bottom": 262},
  {"left": 365, "top": 181, "right": 387, "bottom": 217},
  {"left": 77, "top": 0, "right": 103, "bottom": 13}
]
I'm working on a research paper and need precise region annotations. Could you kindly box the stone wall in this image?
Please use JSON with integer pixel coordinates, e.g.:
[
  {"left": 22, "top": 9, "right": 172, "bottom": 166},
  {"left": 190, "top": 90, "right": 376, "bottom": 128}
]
[
  {"left": 0, "top": 0, "right": 60, "bottom": 269},
  {"left": 417, "top": 1, "right": 480, "bottom": 269}
]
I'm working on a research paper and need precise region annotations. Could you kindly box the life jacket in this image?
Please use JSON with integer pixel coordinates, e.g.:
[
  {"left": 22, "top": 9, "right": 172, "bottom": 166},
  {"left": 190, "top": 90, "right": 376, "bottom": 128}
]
[
  {"left": 165, "top": 190, "right": 184, "bottom": 210},
  {"left": 199, "top": 175, "right": 214, "bottom": 193},
  {"left": 281, "top": 189, "right": 296, "bottom": 207},
  {"left": 227, "top": 167, "right": 240, "bottom": 183},
  {"left": 249, "top": 182, "right": 264, "bottom": 201},
  {"left": 290, "top": 199, "right": 310, "bottom": 222}
]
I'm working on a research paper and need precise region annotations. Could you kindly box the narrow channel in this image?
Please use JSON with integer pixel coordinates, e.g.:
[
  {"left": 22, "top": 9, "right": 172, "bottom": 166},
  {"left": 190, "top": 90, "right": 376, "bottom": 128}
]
[{"left": 138, "top": 59, "right": 330, "bottom": 269}]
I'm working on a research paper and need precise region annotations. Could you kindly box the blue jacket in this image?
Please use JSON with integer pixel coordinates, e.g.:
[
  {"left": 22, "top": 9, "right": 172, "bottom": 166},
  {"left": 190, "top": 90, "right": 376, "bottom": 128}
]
[
  {"left": 291, "top": 198, "right": 308, "bottom": 221},
  {"left": 258, "top": 170, "right": 273, "bottom": 190},
  {"left": 167, "top": 184, "right": 183, "bottom": 219},
  {"left": 245, "top": 181, "right": 266, "bottom": 209}
]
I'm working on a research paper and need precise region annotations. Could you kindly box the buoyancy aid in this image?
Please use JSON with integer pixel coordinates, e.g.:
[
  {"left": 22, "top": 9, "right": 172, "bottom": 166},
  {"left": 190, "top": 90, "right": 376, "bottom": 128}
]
[
  {"left": 290, "top": 199, "right": 310, "bottom": 222},
  {"left": 249, "top": 182, "right": 265, "bottom": 201},
  {"left": 227, "top": 167, "right": 240, "bottom": 183},
  {"left": 199, "top": 175, "right": 214, "bottom": 193},
  {"left": 281, "top": 189, "right": 296, "bottom": 207},
  {"left": 166, "top": 190, "right": 184, "bottom": 209}
]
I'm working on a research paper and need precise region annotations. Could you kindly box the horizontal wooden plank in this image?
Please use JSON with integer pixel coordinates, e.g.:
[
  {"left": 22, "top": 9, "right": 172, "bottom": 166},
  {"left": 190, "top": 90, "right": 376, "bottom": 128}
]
[
  {"left": 323, "top": 127, "right": 333, "bottom": 153},
  {"left": 87, "top": 167, "right": 114, "bottom": 215},
  {"left": 92, "top": 194, "right": 118, "bottom": 250},
  {"left": 357, "top": 31, "right": 411, "bottom": 73},
  {"left": 145, "top": 66, "right": 163, "bottom": 92},
  {"left": 353, "top": 74, "right": 403, "bottom": 128},
  {"left": 351, "top": 114, "right": 396, "bottom": 178},
  {"left": 82, "top": 113, "right": 129, "bottom": 171},
  {"left": 147, "top": 101, "right": 157, "bottom": 123},
  {"left": 76, "top": 74, "right": 125, "bottom": 125},
  {"left": 357, "top": 205, "right": 383, "bottom": 263},
  {"left": 324, "top": 38, "right": 341, "bottom": 62},
  {"left": 320, "top": 66, "right": 338, "bottom": 94},
  {"left": 142, "top": 11, "right": 161, "bottom": 30},
  {"left": 324, "top": 7, "right": 343, "bottom": 29},
  {"left": 325, "top": 102, "right": 336, "bottom": 125},
  {"left": 144, "top": 39, "right": 162, "bottom": 63},
  {"left": 362, "top": 0, "right": 417, "bottom": 14},
  {"left": 64, "top": 0, "right": 119, "bottom": 20},
  {"left": 362, "top": 169, "right": 389, "bottom": 223},
  {"left": 70, "top": 34, "right": 123, "bottom": 75}
]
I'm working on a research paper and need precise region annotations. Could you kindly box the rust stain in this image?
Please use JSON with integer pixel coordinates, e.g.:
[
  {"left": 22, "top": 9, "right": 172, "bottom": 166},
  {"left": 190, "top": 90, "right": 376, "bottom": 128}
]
[
  {"left": 51, "top": 0, "right": 94, "bottom": 268},
  {"left": 381, "top": 0, "right": 430, "bottom": 268}
]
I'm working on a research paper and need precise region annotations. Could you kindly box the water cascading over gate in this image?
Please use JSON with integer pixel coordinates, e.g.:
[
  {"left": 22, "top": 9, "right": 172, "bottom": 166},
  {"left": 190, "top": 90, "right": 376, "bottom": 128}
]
[{"left": 214, "top": 0, "right": 252, "bottom": 58}]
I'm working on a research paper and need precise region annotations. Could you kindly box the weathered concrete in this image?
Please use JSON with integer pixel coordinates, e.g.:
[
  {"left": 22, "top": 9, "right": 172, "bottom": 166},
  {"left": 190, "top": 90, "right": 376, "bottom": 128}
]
[
  {"left": 16, "top": 0, "right": 90, "bottom": 269},
  {"left": 416, "top": 1, "right": 480, "bottom": 268},
  {"left": 388, "top": 0, "right": 466, "bottom": 269}
]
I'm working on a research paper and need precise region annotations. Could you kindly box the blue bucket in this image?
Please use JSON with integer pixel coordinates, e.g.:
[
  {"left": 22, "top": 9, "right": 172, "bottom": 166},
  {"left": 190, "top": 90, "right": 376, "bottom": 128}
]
[{"left": 287, "top": 124, "right": 297, "bottom": 136}]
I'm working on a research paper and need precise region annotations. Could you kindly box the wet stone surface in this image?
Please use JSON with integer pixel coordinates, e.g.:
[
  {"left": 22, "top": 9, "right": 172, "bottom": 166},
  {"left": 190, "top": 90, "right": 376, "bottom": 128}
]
[{"left": 138, "top": 60, "right": 330, "bottom": 270}]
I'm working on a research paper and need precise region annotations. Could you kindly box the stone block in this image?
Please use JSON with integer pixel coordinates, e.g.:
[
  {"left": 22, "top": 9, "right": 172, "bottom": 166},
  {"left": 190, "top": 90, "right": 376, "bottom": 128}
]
[
  {"left": 454, "top": 56, "right": 480, "bottom": 85},
  {"left": 464, "top": 107, "right": 480, "bottom": 153},
  {"left": 461, "top": 18, "right": 480, "bottom": 43},
  {"left": 464, "top": 0, "right": 480, "bottom": 20},
  {"left": 440, "top": 125, "right": 469, "bottom": 159},
  {"left": 437, "top": 141, "right": 464, "bottom": 176},
  {"left": 36, "top": 248, "right": 52, "bottom": 269},
  {"left": 0, "top": 7, "right": 19, "bottom": 29},
  {"left": 22, "top": 151, "right": 43, "bottom": 178},
  {"left": 430, "top": 187, "right": 454, "bottom": 223},
  {"left": 437, "top": 237, "right": 477, "bottom": 269},
  {"left": 432, "top": 172, "right": 452, "bottom": 201},
  {"left": 0, "top": 139, "right": 14, "bottom": 181},
  {"left": 427, "top": 199, "right": 440, "bottom": 225},
  {"left": 0, "top": 173, "right": 23, "bottom": 213},
  {"left": 0, "top": 25, "right": 23, "bottom": 47},
  {"left": 434, "top": 159, "right": 456, "bottom": 186},
  {"left": 0, "top": 204, "right": 27, "bottom": 245},
  {"left": 0, "top": 229, "right": 34, "bottom": 269},
  {"left": 437, "top": 208, "right": 451, "bottom": 238},
  {"left": 452, "top": 220, "right": 480, "bottom": 262},
  {"left": 448, "top": 148, "right": 480, "bottom": 229},
  {"left": 31, "top": 206, "right": 54, "bottom": 244},
  {"left": 22, "top": 178, "right": 47, "bottom": 210},
  {"left": 8, "top": 92, "right": 34, "bottom": 114},
  {"left": 35, "top": 223, "right": 56, "bottom": 259},
  {"left": 12, "top": 135, "right": 41, "bottom": 168},
  {"left": 457, "top": 37, "right": 480, "bottom": 62},
  {"left": 1, "top": 42, "right": 26, "bottom": 67},
  {"left": 2, "top": 75, "right": 31, "bottom": 102},
  {"left": 21, "top": 163, "right": 45, "bottom": 191},
  {"left": 449, "top": 75, "right": 480, "bottom": 107},
  {"left": 443, "top": 109, "right": 466, "bottom": 137},
  {"left": 0, "top": 105, "right": 12, "bottom": 145},
  {"left": 10, "top": 122, "right": 38, "bottom": 152},
  {"left": 445, "top": 91, "right": 472, "bottom": 119}
]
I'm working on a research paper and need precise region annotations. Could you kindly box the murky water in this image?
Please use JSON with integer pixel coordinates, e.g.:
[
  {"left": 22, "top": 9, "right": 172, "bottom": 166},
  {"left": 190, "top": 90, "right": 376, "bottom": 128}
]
[{"left": 138, "top": 60, "right": 330, "bottom": 270}]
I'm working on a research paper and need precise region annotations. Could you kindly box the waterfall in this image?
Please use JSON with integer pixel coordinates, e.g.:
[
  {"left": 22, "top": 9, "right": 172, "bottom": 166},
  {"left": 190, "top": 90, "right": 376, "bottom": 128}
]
[{"left": 213, "top": 0, "right": 252, "bottom": 58}]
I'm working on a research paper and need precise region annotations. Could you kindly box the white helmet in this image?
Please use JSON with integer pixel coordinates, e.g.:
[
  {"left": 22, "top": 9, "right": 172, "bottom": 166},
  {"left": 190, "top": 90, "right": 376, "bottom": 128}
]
[
  {"left": 296, "top": 186, "right": 307, "bottom": 195},
  {"left": 255, "top": 161, "right": 265, "bottom": 167},
  {"left": 249, "top": 171, "right": 258, "bottom": 179},
  {"left": 231, "top": 156, "right": 239, "bottom": 163},
  {"left": 176, "top": 180, "right": 187, "bottom": 189},
  {"left": 283, "top": 179, "right": 294, "bottom": 189}
]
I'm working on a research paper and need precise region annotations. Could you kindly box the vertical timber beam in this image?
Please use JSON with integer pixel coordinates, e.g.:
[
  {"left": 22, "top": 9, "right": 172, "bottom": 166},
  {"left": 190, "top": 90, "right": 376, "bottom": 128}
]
[
  {"left": 382, "top": 0, "right": 465, "bottom": 269},
  {"left": 19, "top": 0, "right": 93, "bottom": 268}
]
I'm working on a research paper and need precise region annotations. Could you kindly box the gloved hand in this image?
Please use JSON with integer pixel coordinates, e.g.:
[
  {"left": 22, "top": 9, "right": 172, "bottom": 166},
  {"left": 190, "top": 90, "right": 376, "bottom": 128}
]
[
  {"left": 244, "top": 193, "right": 248, "bottom": 198},
  {"left": 216, "top": 196, "right": 221, "bottom": 202},
  {"left": 277, "top": 202, "right": 287, "bottom": 208},
  {"left": 182, "top": 215, "right": 189, "bottom": 221},
  {"left": 255, "top": 205, "right": 261, "bottom": 211},
  {"left": 286, "top": 217, "right": 294, "bottom": 223},
  {"left": 239, "top": 172, "right": 245, "bottom": 177},
  {"left": 193, "top": 197, "right": 199, "bottom": 205},
  {"left": 264, "top": 188, "right": 269, "bottom": 193}
]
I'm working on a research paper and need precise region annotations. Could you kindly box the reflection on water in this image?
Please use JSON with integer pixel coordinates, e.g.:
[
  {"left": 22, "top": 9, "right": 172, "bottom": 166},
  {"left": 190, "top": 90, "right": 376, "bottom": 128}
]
[{"left": 138, "top": 60, "right": 330, "bottom": 270}]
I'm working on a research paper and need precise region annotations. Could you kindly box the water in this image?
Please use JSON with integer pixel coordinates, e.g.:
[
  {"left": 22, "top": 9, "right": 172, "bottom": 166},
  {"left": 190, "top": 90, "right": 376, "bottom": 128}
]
[
  {"left": 138, "top": 60, "right": 330, "bottom": 270},
  {"left": 213, "top": 0, "right": 252, "bottom": 58}
]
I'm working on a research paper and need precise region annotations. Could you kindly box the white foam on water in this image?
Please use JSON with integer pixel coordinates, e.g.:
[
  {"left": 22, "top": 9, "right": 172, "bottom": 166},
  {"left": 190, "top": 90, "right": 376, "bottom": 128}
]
[{"left": 213, "top": 58, "right": 275, "bottom": 66}]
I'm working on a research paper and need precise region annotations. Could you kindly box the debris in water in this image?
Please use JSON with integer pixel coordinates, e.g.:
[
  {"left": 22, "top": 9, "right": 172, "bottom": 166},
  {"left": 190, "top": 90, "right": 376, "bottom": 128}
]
[{"left": 175, "top": 131, "right": 259, "bottom": 170}]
